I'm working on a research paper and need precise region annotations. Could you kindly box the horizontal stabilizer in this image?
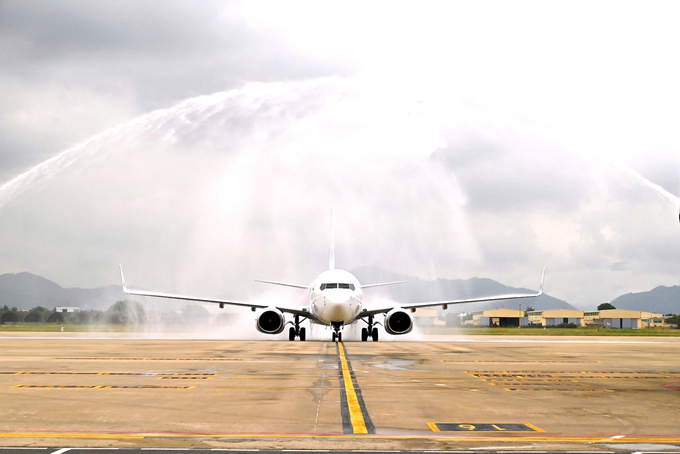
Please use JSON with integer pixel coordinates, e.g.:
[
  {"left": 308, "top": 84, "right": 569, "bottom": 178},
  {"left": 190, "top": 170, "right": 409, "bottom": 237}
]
[
  {"left": 362, "top": 281, "right": 407, "bottom": 289},
  {"left": 255, "top": 279, "right": 309, "bottom": 289}
]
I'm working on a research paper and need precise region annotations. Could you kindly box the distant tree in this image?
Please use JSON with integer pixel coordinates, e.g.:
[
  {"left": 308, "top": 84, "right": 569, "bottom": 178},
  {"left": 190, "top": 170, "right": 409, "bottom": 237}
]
[
  {"left": 30, "top": 306, "right": 49, "bottom": 312},
  {"left": 524, "top": 306, "right": 535, "bottom": 316},
  {"left": 664, "top": 314, "right": 679, "bottom": 327},
  {"left": 445, "top": 313, "right": 461, "bottom": 327},
  {"left": 10, "top": 306, "right": 17, "bottom": 311},
  {"left": 0, "top": 305, "right": 8, "bottom": 312},
  {"left": 597, "top": 303, "right": 616, "bottom": 310},
  {"left": 71, "top": 311, "right": 91, "bottom": 324},
  {"left": 555, "top": 322, "right": 578, "bottom": 329},
  {"left": 181, "top": 304, "right": 210, "bottom": 324},
  {"left": 105, "top": 300, "right": 147, "bottom": 325}
]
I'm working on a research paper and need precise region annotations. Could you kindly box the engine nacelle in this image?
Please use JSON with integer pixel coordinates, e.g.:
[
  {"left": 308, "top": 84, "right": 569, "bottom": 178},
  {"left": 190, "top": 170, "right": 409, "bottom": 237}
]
[
  {"left": 256, "top": 307, "right": 286, "bottom": 334},
  {"left": 384, "top": 308, "right": 414, "bottom": 335}
]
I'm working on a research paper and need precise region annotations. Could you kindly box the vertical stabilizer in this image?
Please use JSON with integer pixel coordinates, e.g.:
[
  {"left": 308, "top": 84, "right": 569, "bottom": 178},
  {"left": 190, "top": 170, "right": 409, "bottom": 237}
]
[{"left": 329, "top": 208, "right": 335, "bottom": 270}]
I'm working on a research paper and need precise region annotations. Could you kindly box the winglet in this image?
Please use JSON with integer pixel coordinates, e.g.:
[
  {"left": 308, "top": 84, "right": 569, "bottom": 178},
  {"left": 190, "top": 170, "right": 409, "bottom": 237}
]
[
  {"left": 329, "top": 208, "right": 335, "bottom": 270},
  {"left": 119, "top": 264, "right": 127, "bottom": 292},
  {"left": 538, "top": 267, "right": 546, "bottom": 296}
]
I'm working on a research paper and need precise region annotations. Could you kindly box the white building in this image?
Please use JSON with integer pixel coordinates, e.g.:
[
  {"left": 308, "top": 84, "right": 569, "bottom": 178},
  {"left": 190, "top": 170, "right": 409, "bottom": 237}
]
[{"left": 55, "top": 306, "right": 81, "bottom": 313}]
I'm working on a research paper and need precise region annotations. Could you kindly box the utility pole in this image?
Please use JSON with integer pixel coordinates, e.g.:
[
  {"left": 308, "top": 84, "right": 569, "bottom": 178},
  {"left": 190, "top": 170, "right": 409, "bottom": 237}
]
[{"left": 519, "top": 302, "right": 522, "bottom": 329}]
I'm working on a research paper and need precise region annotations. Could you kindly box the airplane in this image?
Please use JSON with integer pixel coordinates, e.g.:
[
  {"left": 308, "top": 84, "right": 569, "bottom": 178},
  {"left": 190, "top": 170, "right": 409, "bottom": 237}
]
[{"left": 119, "top": 224, "right": 545, "bottom": 342}]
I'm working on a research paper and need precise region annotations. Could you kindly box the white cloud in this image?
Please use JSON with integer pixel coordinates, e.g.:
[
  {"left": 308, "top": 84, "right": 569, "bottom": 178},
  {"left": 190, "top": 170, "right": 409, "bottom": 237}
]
[{"left": 1, "top": 1, "right": 679, "bottom": 310}]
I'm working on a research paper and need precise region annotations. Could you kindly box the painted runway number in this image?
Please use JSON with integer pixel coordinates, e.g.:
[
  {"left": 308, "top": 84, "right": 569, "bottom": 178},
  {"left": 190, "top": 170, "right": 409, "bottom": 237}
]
[{"left": 428, "top": 422, "right": 543, "bottom": 432}]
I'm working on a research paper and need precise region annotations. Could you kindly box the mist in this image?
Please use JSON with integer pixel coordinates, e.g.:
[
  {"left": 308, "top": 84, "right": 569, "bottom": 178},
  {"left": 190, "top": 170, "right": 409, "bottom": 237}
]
[{"left": 0, "top": 76, "right": 679, "bottom": 312}]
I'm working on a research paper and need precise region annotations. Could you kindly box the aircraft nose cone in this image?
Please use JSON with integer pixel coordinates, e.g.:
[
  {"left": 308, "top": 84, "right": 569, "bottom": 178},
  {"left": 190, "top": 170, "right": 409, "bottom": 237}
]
[
  {"left": 325, "top": 291, "right": 348, "bottom": 304},
  {"left": 324, "top": 297, "right": 353, "bottom": 323}
]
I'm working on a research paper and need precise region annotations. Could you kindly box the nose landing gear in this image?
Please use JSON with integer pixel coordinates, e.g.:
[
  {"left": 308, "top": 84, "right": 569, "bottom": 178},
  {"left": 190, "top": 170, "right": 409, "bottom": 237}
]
[
  {"left": 288, "top": 315, "right": 307, "bottom": 341},
  {"left": 331, "top": 321, "right": 343, "bottom": 342}
]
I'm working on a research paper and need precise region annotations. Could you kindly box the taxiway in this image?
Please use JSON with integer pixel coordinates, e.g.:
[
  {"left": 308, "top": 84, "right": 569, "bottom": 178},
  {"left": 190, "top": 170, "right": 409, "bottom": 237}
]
[{"left": 0, "top": 334, "right": 678, "bottom": 451}]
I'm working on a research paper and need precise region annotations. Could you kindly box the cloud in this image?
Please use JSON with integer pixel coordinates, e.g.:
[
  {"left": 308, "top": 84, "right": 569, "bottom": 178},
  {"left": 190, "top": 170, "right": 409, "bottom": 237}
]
[
  {"left": 0, "top": 80, "right": 480, "bottom": 293},
  {"left": 0, "top": 0, "right": 347, "bottom": 178},
  {"left": 1, "top": 1, "right": 679, "bottom": 312}
]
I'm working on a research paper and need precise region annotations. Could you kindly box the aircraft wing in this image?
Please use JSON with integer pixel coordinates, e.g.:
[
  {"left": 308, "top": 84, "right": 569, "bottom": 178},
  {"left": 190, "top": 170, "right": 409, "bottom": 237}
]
[
  {"left": 361, "top": 268, "right": 545, "bottom": 317},
  {"left": 119, "top": 265, "right": 315, "bottom": 319}
]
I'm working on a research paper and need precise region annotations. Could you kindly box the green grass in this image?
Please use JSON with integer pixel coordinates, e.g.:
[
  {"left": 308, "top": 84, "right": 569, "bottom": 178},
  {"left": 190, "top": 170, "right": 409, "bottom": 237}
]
[
  {"left": 1, "top": 323, "right": 679, "bottom": 336},
  {"left": 421, "top": 326, "right": 680, "bottom": 336},
  {"left": 0, "top": 323, "right": 145, "bottom": 332}
]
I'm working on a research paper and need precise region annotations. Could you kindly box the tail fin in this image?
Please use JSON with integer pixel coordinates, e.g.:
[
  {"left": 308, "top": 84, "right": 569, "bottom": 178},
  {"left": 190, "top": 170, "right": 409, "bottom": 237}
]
[
  {"left": 119, "top": 264, "right": 127, "bottom": 292},
  {"left": 329, "top": 208, "right": 335, "bottom": 270}
]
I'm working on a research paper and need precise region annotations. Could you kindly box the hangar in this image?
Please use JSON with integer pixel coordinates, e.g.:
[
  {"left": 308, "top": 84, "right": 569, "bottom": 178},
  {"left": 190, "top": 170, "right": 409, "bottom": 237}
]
[
  {"left": 413, "top": 308, "right": 443, "bottom": 327},
  {"left": 472, "top": 308, "right": 528, "bottom": 327},
  {"left": 23, "top": 311, "right": 44, "bottom": 323},
  {"left": 527, "top": 309, "right": 584, "bottom": 327},
  {"left": 0, "top": 311, "right": 21, "bottom": 323},
  {"left": 476, "top": 309, "right": 667, "bottom": 329},
  {"left": 586, "top": 309, "right": 665, "bottom": 329}
]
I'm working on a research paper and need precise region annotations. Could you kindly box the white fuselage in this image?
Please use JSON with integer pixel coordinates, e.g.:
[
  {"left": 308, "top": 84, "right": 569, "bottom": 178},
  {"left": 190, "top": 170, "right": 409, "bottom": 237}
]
[{"left": 309, "top": 269, "right": 363, "bottom": 325}]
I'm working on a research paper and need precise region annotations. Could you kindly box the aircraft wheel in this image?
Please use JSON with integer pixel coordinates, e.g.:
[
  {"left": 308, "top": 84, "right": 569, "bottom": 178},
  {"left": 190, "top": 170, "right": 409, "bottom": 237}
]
[
  {"left": 289, "top": 327, "right": 296, "bottom": 341},
  {"left": 338, "top": 332, "right": 342, "bottom": 342},
  {"left": 332, "top": 332, "right": 336, "bottom": 342},
  {"left": 371, "top": 328, "right": 378, "bottom": 342},
  {"left": 299, "top": 327, "right": 306, "bottom": 341},
  {"left": 361, "top": 327, "right": 368, "bottom": 341}
]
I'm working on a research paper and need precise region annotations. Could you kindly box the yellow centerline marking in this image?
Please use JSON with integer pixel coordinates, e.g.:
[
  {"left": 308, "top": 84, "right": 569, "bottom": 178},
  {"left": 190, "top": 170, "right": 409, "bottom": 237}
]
[{"left": 338, "top": 342, "right": 368, "bottom": 434}]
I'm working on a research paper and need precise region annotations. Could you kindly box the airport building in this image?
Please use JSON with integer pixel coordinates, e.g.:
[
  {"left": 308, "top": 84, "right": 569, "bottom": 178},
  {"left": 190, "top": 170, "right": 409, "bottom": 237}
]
[
  {"left": 413, "top": 308, "right": 444, "bottom": 327},
  {"left": 527, "top": 309, "right": 584, "bottom": 327},
  {"left": 472, "top": 308, "right": 528, "bottom": 327},
  {"left": 55, "top": 306, "right": 82, "bottom": 313},
  {"left": 474, "top": 308, "right": 669, "bottom": 329},
  {"left": 585, "top": 309, "right": 665, "bottom": 329}
]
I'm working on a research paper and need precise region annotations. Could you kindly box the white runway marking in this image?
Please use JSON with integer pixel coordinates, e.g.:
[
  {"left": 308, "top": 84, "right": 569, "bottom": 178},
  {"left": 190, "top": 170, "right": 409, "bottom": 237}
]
[{"left": 50, "top": 449, "right": 71, "bottom": 454}]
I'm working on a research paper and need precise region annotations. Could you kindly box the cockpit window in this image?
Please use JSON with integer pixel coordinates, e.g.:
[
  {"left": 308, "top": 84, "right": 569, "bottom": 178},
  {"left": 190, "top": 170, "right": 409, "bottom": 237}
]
[{"left": 321, "top": 283, "right": 355, "bottom": 291}]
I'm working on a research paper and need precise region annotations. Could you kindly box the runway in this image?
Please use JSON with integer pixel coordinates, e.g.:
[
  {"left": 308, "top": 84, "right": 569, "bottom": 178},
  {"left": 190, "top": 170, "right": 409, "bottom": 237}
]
[{"left": 0, "top": 334, "right": 679, "bottom": 451}]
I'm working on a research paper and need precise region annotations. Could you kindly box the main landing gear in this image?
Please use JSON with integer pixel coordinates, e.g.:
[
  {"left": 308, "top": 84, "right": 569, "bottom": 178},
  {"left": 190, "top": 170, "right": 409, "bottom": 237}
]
[
  {"left": 288, "top": 314, "right": 306, "bottom": 341},
  {"left": 361, "top": 315, "right": 379, "bottom": 342}
]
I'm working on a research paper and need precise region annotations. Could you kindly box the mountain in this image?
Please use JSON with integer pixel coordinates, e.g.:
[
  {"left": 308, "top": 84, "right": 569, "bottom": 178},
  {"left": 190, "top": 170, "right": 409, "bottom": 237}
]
[
  {"left": 3, "top": 269, "right": 677, "bottom": 316},
  {"left": 0, "top": 272, "right": 125, "bottom": 311},
  {"left": 350, "top": 266, "right": 576, "bottom": 313},
  {"left": 609, "top": 285, "right": 680, "bottom": 315},
  {"left": 1, "top": 268, "right": 575, "bottom": 314}
]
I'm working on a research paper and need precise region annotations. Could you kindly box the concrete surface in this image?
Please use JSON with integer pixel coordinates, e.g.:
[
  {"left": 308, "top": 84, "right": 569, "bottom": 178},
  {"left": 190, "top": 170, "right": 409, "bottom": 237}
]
[{"left": 0, "top": 334, "right": 678, "bottom": 450}]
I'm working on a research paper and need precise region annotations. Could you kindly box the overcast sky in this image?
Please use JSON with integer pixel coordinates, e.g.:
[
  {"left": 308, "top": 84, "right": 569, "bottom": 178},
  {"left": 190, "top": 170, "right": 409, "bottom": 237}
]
[{"left": 1, "top": 0, "right": 679, "bottom": 309}]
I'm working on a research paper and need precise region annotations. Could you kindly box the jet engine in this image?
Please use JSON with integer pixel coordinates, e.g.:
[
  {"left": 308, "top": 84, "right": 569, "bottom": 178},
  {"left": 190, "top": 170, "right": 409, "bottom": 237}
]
[
  {"left": 256, "top": 307, "right": 285, "bottom": 334},
  {"left": 384, "top": 308, "right": 414, "bottom": 335}
]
